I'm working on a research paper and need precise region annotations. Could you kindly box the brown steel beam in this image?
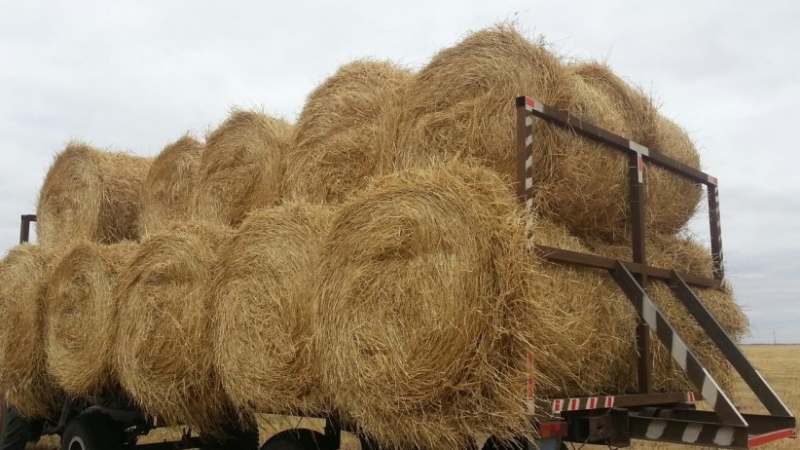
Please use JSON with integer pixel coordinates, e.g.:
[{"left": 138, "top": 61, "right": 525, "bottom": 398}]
[
  {"left": 707, "top": 183, "right": 725, "bottom": 280},
  {"left": 524, "top": 100, "right": 715, "bottom": 185},
  {"left": 19, "top": 214, "right": 36, "bottom": 244},
  {"left": 534, "top": 246, "right": 721, "bottom": 289},
  {"left": 629, "top": 152, "right": 650, "bottom": 394},
  {"left": 670, "top": 273, "right": 793, "bottom": 417}
]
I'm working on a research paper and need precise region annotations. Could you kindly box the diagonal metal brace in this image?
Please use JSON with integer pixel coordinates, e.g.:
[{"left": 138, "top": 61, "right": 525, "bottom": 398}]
[
  {"left": 670, "top": 272, "right": 794, "bottom": 418},
  {"left": 611, "top": 261, "right": 747, "bottom": 427}
]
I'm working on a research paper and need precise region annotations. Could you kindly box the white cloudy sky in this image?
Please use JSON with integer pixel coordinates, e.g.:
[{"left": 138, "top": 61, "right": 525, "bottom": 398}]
[{"left": 1, "top": 1, "right": 798, "bottom": 343}]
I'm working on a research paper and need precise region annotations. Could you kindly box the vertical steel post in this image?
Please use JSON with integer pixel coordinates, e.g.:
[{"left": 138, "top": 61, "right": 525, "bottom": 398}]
[
  {"left": 515, "top": 96, "right": 536, "bottom": 414},
  {"left": 629, "top": 152, "right": 651, "bottom": 393},
  {"left": 19, "top": 215, "right": 35, "bottom": 244},
  {"left": 707, "top": 182, "right": 725, "bottom": 280},
  {"left": 515, "top": 97, "right": 535, "bottom": 208}
]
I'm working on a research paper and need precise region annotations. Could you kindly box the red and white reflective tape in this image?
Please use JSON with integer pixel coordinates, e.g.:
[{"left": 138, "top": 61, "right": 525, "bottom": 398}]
[
  {"left": 687, "top": 391, "right": 696, "bottom": 403},
  {"left": 524, "top": 97, "right": 545, "bottom": 113},
  {"left": 637, "top": 154, "right": 644, "bottom": 183},
  {"left": 526, "top": 352, "right": 535, "bottom": 414},
  {"left": 551, "top": 396, "right": 616, "bottom": 413}
]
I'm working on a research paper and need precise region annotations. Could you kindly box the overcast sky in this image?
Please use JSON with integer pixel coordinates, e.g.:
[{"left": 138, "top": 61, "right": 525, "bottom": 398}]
[{"left": 1, "top": 1, "right": 798, "bottom": 344}]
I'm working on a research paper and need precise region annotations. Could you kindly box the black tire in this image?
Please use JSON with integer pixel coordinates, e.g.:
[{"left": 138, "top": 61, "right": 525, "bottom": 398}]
[
  {"left": 260, "top": 429, "right": 330, "bottom": 450},
  {"left": 201, "top": 428, "right": 260, "bottom": 450},
  {"left": 482, "top": 436, "right": 525, "bottom": 450},
  {"left": 59, "top": 412, "right": 125, "bottom": 450}
]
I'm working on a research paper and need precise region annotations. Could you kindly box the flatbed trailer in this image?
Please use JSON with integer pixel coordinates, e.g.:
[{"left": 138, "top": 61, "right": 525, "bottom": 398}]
[{"left": 6, "top": 96, "right": 796, "bottom": 450}]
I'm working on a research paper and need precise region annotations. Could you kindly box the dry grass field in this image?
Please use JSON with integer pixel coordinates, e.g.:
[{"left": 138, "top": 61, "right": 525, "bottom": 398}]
[{"left": 28, "top": 345, "right": 798, "bottom": 450}]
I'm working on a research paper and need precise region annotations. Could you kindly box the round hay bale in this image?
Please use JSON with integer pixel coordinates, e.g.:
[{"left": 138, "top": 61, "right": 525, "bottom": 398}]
[
  {"left": 115, "top": 221, "right": 234, "bottom": 434},
  {"left": 571, "top": 61, "right": 659, "bottom": 147},
  {"left": 283, "top": 59, "right": 413, "bottom": 204},
  {"left": 528, "top": 220, "right": 638, "bottom": 397},
  {"left": 645, "top": 116, "right": 704, "bottom": 235},
  {"left": 0, "top": 244, "right": 61, "bottom": 417},
  {"left": 195, "top": 110, "right": 292, "bottom": 227},
  {"left": 139, "top": 135, "right": 204, "bottom": 236},
  {"left": 396, "top": 24, "right": 571, "bottom": 179},
  {"left": 211, "top": 202, "right": 333, "bottom": 416},
  {"left": 45, "top": 240, "right": 138, "bottom": 396},
  {"left": 314, "top": 162, "right": 554, "bottom": 450},
  {"left": 37, "top": 142, "right": 152, "bottom": 248}
]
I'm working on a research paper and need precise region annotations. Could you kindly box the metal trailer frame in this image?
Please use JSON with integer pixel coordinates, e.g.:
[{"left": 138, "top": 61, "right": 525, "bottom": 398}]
[
  {"left": 14, "top": 97, "right": 797, "bottom": 450},
  {"left": 515, "top": 95, "right": 796, "bottom": 449}
]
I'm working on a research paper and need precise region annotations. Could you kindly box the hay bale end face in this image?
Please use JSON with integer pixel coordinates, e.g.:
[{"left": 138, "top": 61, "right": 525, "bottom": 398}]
[
  {"left": 45, "top": 240, "right": 138, "bottom": 396},
  {"left": 284, "top": 59, "right": 413, "bottom": 204},
  {"left": 212, "top": 202, "right": 333, "bottom": 416},
  {"left": 37, "top": 142, "right": 152, "bottom": 248},
  {"left": 0, "top": 244, "right": 61, "bottom": 417},
  {"left": 115, "top": 221, "right": 234, "bottom": 433},
  {"left": 195, "top": 110, "right": 292, "bottom": 226},
  {"left": 139, "top": 135, "right": 204, "bottom": 236},
  {"left": 314, "top": 162, "right": 550, "bottom": 450}
]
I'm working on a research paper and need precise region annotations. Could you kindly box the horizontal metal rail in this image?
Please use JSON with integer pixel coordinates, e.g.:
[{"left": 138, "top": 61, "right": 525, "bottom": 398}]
[
  {"left": 535, "top": 246, "right": 721, "bottom": 289},
  {"left": 515, "top": 96, "right": 718, "bottom": 186},
  {"left": 19, "top": 214, "right": 36, "bottom": 244}
]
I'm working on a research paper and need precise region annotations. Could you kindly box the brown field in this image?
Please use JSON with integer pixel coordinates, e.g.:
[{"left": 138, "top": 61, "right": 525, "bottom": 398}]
[{"left": 28, "top": 345, "right": 798, "bottom": 450}]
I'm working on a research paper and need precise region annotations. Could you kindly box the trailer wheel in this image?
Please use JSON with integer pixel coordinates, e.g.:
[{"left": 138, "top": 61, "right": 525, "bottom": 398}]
[
  {"left": 260, "top": 429, "right": 329, "bottom": 450},
  {"left": 60, "top": 412, "right": 125, "bottom": 450},
  {"left": 201, "top": 428, "right": 260, "bottom": 450}
]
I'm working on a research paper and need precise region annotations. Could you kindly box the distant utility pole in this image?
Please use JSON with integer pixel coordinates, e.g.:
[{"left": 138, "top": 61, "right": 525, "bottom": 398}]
[{"left": 774, "top": 330, "right": 777, "bottom": 345}]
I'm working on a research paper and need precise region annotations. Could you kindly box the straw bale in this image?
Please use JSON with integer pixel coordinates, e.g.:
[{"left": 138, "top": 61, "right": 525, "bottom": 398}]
[
  {"left": 212, "top": 202, "right": 333, "bottom": 416},
  {"left": 571, "top": 62, "right": 659, "bottom": 146},
  {"left": 283, "top": 60, "right": 412, "bottom": 204},
  {"left": 37, "top": 142, "right": 152, "bottom": 248},
  {"left": 645, "top": 116, "right": 704, "bottom": 235},
  {"left": 314, "top": 162, "right": 561, "bottom": 450},
  {"left": 195, "top": 110, "right": 292, "bottom": 226},
  {"left": 0, "top": 244, "right": 61, "bottom": 417},
  {"left": 115, "top": 221, "right": 235, "bottom": 434},
  {"left": 396, "top": 24, "right": 571, "bottom": 178},
  {"left": 397, "top": 26, "right": 702, "bottom": 240},
  {"left": 139, "top": 135, "right": 204, "bottom": 236},
  {"left": 45, "top": 241, "right": 138, "bottom": 396},
  {"left": 575, "top": 62, "right": 704, "bottom": 237}
]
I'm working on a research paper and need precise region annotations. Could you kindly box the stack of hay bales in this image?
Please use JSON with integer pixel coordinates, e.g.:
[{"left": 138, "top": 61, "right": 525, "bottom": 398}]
[
  {"left": 283, "top": 59, "right": 413, "bottom": 204},
  {"left": 309, "top": 24, "right": 746, "bottom": 450},
  {"left": 194, "top": 110, "right": 292, "bottom": 227},
  {"left": 0, "top": 21, "right": 748, "bottom": 450}
]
